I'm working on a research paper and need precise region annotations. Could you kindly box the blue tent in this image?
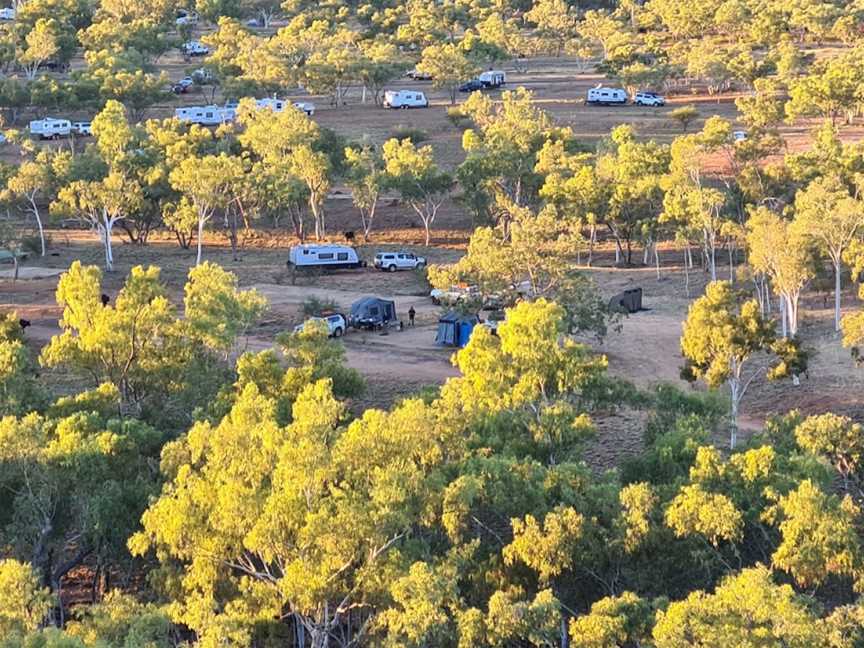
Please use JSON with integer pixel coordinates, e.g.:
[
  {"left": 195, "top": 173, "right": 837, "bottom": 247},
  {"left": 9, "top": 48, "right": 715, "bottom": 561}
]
[{"left": 435, "top": 311, "right": 478, "bottom": 347}]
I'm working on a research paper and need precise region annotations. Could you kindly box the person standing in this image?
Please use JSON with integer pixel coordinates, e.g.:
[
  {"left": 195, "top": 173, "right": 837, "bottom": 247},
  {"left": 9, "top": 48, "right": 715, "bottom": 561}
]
[{"left": 408, "top": 306, "right": 416, "bottom": 327}]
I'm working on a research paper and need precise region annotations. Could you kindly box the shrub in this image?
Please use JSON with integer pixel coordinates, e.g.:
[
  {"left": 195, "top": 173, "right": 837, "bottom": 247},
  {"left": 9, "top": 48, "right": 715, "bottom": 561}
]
[
  {"left": 302, "top": 295, "right": 339, "bottom": 317},
  {"left": 389, "top": 125, "right": 429, "bottom": 143}
]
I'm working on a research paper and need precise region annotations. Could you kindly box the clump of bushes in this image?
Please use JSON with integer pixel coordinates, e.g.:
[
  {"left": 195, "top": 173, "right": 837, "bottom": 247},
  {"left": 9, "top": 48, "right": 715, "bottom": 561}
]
[{"left": 389, "top": 125, "right": 429, "bottom": 143}]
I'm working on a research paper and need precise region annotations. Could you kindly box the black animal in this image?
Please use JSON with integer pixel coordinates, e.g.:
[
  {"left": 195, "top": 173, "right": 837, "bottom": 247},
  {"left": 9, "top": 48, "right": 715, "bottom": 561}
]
[
  {"left": 101, "top": 293, "right": 110, "bottom": 307},
  {"left": 18, "top": 319, "right": 30, "bottom": 329},
  {"left": 343, "top": 231, "right": 355, "bottom": 242}
]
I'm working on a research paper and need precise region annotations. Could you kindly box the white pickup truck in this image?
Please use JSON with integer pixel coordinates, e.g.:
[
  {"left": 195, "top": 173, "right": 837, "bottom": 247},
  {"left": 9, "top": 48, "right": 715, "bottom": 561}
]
[{"left": 293, "top": 314, "right": 347, "bottom": 337}]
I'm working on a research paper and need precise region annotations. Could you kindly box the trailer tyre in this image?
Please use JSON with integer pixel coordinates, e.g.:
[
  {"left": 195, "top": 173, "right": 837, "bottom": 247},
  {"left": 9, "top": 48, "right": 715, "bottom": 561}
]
[{"left": 333, "top": 327, "right": 343, "bottom": 337}]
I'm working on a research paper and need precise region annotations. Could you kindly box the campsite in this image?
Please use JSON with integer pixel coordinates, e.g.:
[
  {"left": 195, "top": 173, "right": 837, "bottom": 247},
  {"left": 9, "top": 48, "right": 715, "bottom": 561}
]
[{"left": 7, "top": 1, "right": 864, "bottom": 646}]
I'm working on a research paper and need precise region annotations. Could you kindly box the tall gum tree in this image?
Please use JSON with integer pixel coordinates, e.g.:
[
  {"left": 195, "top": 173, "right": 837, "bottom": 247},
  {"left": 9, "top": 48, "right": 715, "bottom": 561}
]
[
  {"left": 680, "top": 281, "right": 799, "bottom": 448},
  {"left": 793, "top": 174, "right": 864, "bottom": 332}
]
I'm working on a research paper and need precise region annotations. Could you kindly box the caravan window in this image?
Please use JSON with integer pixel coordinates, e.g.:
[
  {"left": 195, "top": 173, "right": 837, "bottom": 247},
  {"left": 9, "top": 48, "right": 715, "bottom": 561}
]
[
  {"left": 302, "top": 249, "right": 310, "bottom": 254},
  {"left": 369, "top": 306, "right": 379, "bottom": 316},
  {"left": 318, "top": 252, "right": 334, "bottom": 260},
  {"left": 337, "top": 252, "right": 348, "bottom": 261}
]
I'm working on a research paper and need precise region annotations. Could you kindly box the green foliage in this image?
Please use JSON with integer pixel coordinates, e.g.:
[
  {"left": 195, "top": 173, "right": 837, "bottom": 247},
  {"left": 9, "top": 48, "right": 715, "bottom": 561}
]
[
  {"left": 569, "top": 591, "right": 656, "bottom": 648},
  {"left": 183, "top": 261, "right": 267, "bottom": 354},
  {"left": 680, "top": 280, "right": 797, "bottom": 447},
  {"left": 653, "top": 566, "right": 825, "bottom": 647},
  {"left": 766, "top": 479, "right": 864, "bottom": 591},
  {"left": 300, "top": 295, "right": 339, "bottom": 317},
  {"left": 65, "top": 591, "right": 172, "bottom": 647},
  {"left": 39, "top": 261, "right": 256, "bottom": 426},
  {"left": 0, "top": 560, "right": 52, "bottom": 638},
  {"left": 388, "top": 125, "right": 429, "bottom": 144},
  {"left": 383, "top": 137, "right": 453, "bottom": 245},
  {"left": 669, "top": 105, "right": 700, "bottom": 132}
]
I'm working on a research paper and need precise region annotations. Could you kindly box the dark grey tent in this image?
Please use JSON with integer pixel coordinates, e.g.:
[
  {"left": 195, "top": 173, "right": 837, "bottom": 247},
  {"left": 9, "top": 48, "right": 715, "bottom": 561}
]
[
  {"left": 350, "top": 296, "right": 396, "bottom": 329},
  {"left": 608, "top": 288, "right": 642, "bottom": 314},
  {"left": 435, "top": 311, "right": 479, "bottom": 347}
]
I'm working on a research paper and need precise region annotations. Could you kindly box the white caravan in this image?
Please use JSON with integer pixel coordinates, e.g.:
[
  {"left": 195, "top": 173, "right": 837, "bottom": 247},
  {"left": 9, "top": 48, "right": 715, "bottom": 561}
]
[
  {"left": 479, "top": 70, "right": 506, "bottom": 87},
  {"left": 287, "top": 244, "right": 364, "bottom": 269},
  {"left": 29, "top": 118, "right": 71, "bottom": 139},
  {"left": 383, "top": 90, "right": 429, "bottom": 109},
  {"left": 586, "top": 86, "right": 627, "bottom": 105},
  {"left": 174, "top": 105, "right": 236, "bottom": 125},
  {"left": 256, "top": 97, "right": 286, "bottom": 112},
  {"left": 0, "top": 7, "right": 14, "bottom": 20}
]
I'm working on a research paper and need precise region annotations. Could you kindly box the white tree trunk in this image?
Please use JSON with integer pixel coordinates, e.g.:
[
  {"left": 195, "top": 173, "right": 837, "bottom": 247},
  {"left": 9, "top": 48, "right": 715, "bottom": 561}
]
[
  {"left": 105, "top": 224, "right": 114, "bottom": 270},
  {"left": 196, "top": 216, "right": 205, "bottom": 266},
  {"left": 834, "top": 260, "right": 842, "bottom": 332},
  {"left": 780, "top": 294, "right": 788, "bottom": 338},
  {"left": 98, "top": 225, "right": 113, "bottom": 272},
  {"left": 29, "top": 197, "right": 45, "bottom": 256},
  {"left": 728, "top": 371, "right": 740, "bottom": 449}
]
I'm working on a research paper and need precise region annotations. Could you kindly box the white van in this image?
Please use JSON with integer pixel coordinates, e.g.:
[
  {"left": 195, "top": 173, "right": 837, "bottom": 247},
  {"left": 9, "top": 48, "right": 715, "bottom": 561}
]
[
  {"left": 586, "top": 86, "right": 627, "bottom": 105},
  {"left": 30, "top": 118, "right": 71, "bottom": 139},
  {"left": 72, "top": 121, "right": 92, "bottom": 136},
  {"left": 174, "top": 105, "right": 235, "bottom": 125},
  {"left": 0, "top": 7, "right": 14, "bottom": 20},
  {"left": 287, "top": 244, "right": 364, "bottom": 269},
  {"left": 479, "top": 70, "right": 506, "bottom": 88},
  {"left": 383, "top": 90, "right": 429, "bottom": 109}
]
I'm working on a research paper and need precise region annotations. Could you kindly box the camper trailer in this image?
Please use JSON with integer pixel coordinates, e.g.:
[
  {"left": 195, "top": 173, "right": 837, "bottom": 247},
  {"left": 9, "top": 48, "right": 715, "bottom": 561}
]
[
  {"left": 479, "top": 70, "right": 506, "bottom": 88},
  {"left": 174, "top": 105, "right": 236, "bottom": 126},
  {"left": 586, "top": 86, "right": 627, "bottom": 105},
  {"left": 349, "top": 297, "right": 397, "bottom": 329},
  {"left": 287, "top": 244, "right": 364, "bottom": 270},
  {"left": 383, "top": 90, "right": 429, "bottom": 109},
  {"left": 29, "top": 118, "right": 71, "bottom": 139}
]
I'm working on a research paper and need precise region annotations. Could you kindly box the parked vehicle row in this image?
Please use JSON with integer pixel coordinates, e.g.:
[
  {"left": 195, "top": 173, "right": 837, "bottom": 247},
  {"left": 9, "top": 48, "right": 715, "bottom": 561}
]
[
  {"left": 586, "top": 86, "right": 666, "bottom": 106},
  {"left": 174, "top": 97, "right": 316, "bottom": 125},
  {"left": 29, "top": 118, "right": 91, "bottom": 139},
  {"left": 293, "top": 295, "right": 402, "bottom": 337},
  {"left": 459, "top": 70, "right": 507, "bottom": 92},
  {"left": 286, "top": 245, "right": 429, "bottom": 274}
]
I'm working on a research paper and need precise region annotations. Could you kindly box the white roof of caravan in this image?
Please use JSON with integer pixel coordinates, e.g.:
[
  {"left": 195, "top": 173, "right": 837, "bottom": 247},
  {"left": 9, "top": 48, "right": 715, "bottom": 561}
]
[{"left": 292, "top": 244, "right": 354, "bottom": 251}]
